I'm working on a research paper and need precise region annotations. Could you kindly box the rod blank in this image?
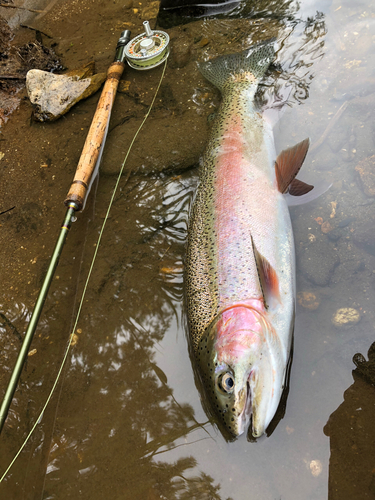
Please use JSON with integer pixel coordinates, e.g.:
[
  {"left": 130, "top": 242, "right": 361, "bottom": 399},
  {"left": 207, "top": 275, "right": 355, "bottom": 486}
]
[{"left": 0, "top": 203, "right": 77, "bottom": 433}]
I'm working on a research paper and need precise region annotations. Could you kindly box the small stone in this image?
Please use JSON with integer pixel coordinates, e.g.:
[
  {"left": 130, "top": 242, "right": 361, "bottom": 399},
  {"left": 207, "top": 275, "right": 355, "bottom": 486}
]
[
  {"left": 199, "top": 38, "right": 210, "bottom": 48},
  {"left": 330, "top": 201, "right": 337, "bottom": 218},
  {"left": 297, "top": 291, "right": 320, "bottom": 311},
  {"left": 310, "top": 460, "right": 323, "bottom": 477},
  {"left": 338, "top": 217, "right": 356, "bottom": 228},
  {"left": 321, "top": 221, "right": 333, "bottom": 234},
  {"left": 355, "top": 155, "right": 375, "bottom": 197},
  {"left": 118, "top": 80, "right": 131, "bottom": 93},
  {"left": 344, "top": 59, "right": 361, "bottom": 69},
  {"left": 70, "top": 333, "right": 79, "bottom": 346},
  {"left": 28, "top": 349, "right": 37, "bottom": 356},
  {"left": 332, "top": 308, "right": 361, "bottom": 328}
]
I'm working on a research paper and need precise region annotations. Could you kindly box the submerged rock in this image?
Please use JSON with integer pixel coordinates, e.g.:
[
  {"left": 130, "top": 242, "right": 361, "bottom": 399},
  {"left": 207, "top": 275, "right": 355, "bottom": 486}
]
[
  {"left": 309, "top": 460, "right": 323, "bottom": 477},
  {"left": 298, "top": 239, "right": 340, "bottom": 287},
  {"left": 332, "top": 308, "right": 361, "bottom": 328},
  {"left": 321, "top": 220, "right": 333, "bottom": 234},
  {"left": 297, "top": 291, "right": 320, "bottom": 310},
  {"left": 26, "top": 62, "right": 106, "bottom": 122}
]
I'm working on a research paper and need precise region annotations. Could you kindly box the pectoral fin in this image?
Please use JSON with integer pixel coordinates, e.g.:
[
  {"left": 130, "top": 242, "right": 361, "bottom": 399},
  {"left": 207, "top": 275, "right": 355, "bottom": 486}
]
[
  {"left": 285, "top": 181, "right": 332, "bottom": 206},
  {"left": 275, "top": 138, "right": 311, "bottom": 194},
  {"left": 289, "top": 178, "right": 314, "bottom": 196},
  {"left": 251, "top": 236, "right": 280, "bottom": 309}
]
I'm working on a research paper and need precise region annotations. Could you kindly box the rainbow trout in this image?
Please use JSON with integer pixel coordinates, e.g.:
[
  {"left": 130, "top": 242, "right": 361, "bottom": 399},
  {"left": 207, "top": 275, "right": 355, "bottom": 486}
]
[{"left": 186, "top": 41, "right": 313, "bottom": 438}]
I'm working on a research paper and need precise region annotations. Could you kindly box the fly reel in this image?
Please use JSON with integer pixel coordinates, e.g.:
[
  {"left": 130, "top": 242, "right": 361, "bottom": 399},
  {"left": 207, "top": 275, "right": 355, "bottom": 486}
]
[{"left": 125, "top": 20, "right": 170, "bottom": 70}]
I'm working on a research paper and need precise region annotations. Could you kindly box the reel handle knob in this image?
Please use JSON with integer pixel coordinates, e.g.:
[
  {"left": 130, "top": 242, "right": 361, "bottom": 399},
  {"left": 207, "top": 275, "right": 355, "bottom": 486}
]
[{"left": 143, "top": 20, "right": 153, "bottom": 37}]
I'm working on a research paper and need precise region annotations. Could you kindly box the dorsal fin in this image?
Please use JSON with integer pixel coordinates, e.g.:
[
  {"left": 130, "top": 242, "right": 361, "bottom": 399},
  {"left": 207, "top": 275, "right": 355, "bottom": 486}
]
[
  {"left": 275, "top": 138, "right": 310, "bottom": 194},
  {"left": 251, "top": 236, "right": 280, "bottom": 309}
]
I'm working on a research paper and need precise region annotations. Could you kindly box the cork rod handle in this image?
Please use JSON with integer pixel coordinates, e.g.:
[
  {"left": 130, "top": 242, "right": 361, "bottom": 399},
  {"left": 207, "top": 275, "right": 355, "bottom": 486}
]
[{"left": 64, "top": 61, "right": 125, "bottom": 210}]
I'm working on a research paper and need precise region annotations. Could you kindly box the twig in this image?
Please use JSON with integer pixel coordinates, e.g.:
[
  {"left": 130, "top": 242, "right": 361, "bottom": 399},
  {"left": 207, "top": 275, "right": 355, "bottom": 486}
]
[
  {"left": 20, "top": 24, "right": 52, "bottom": 38},
  {"left": 0, "top": 206, "right": 15, "bottom": 215},
  {"left": 0, "top": 75, "right": 26, "bottom": 80},
  {"left": 0, "top": 3, "right": 43, "bottom": 12},
  {"left": 310, "top": 101, "right": 348, "bottom": 154},
  {"left": 0, "top": 312, "right": 23, "bottom": 343}
]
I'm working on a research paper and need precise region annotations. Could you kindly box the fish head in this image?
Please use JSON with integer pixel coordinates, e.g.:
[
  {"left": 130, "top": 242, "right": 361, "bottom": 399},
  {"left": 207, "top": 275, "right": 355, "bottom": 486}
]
[{"left": 196, "top": 302, "right": 285, "bottom": 438}]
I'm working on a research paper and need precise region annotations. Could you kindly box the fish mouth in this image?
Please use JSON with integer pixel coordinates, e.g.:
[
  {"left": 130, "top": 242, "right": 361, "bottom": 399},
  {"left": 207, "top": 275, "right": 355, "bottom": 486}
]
[
  {"left": 245, "top": 380, "right": 253, "bottom": 427},
  {"left": 235, "top": 379, "right": 253, "bottom": 436},
  {"left": 238, "top": 373, "right": 269, "bottom": 439}
]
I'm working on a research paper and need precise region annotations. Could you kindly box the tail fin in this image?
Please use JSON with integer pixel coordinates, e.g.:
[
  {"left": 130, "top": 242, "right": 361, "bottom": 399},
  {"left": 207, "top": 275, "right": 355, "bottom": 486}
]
[{"left": 198, "top": 39, "right": 276, "bottom": 93}]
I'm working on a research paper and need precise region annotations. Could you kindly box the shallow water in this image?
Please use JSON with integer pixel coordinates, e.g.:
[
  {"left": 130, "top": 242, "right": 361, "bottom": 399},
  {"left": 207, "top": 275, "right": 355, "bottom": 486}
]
[{"left": 1, "top": 0, "right": 375, "bottom": 499}]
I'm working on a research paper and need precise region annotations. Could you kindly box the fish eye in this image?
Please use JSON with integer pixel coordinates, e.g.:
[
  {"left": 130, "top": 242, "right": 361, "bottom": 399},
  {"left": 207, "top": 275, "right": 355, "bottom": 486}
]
[{"left": 218, "top": 372, "right": 235, "bottom": 393}]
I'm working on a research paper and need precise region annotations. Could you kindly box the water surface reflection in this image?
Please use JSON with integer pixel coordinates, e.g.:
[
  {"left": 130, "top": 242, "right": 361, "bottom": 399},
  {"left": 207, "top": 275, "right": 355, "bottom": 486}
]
[
  {"left": 324, "top": 343, "right": 375, "bottom": 500},
  {"left": 37, "top": 173, "right": 229, "bottom": 499}
]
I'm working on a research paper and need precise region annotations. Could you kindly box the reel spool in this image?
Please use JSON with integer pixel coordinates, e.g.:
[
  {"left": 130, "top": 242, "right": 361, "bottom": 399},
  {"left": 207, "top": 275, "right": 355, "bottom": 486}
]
[{"left": 125, "top": 20, "right": 170, "bottom": 70}]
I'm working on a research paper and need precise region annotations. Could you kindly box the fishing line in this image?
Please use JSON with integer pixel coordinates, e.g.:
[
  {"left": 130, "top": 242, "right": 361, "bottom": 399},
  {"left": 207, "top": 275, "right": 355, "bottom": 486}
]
[{"left": 0, "top": 59, "right": 167, "bottom": 484}]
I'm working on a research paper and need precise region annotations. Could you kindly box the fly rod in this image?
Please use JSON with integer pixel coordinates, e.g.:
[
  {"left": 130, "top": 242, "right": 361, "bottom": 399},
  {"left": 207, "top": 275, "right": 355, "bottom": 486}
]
[{"left": 0, "top": 29, "right": 131, "bottom": 433}]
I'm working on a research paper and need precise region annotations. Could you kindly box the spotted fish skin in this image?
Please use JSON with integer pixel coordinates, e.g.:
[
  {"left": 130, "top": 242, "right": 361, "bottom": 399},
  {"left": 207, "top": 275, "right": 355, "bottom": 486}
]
[{"left": 186, "top": 41, "right": 301, "bottom": 438}]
